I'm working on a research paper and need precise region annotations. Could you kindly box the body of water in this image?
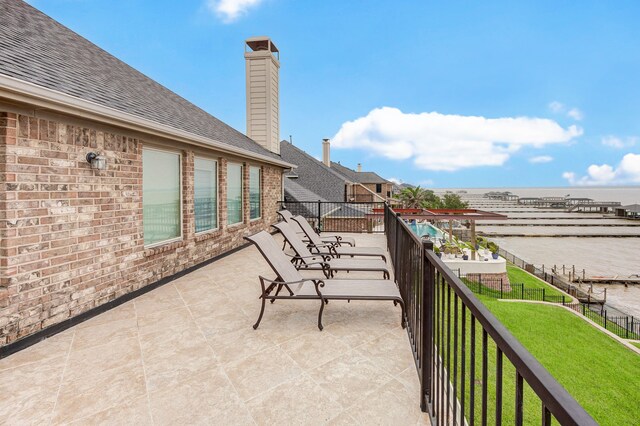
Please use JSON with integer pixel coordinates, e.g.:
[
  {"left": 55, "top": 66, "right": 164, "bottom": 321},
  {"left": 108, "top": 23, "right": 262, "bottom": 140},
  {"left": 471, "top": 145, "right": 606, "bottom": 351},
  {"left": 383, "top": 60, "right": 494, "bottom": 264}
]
[{"left": 451, "top": 187, "right": 640, "bottom": 317}]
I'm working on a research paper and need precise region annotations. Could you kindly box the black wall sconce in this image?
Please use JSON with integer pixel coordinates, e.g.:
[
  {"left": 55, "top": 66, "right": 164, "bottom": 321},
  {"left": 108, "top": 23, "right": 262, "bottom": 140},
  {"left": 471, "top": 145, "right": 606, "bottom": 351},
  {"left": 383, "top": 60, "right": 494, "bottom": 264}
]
[{"left": 86, "top": 152, "right": 107, "bottom": 170}]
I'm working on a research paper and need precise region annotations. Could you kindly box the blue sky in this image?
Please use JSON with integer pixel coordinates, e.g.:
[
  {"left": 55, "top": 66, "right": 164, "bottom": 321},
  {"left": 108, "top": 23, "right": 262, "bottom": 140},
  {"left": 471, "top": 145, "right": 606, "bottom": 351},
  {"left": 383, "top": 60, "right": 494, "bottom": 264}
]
[{"left": 29, "top": 0, "right": 640, "bottom": 188}]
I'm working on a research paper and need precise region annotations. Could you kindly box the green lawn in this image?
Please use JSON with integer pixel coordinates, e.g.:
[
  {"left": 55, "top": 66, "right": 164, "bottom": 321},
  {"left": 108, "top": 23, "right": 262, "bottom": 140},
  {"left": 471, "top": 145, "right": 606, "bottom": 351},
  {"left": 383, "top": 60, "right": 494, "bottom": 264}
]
[
  {"left": 480, "top": 297, "right": 640, "bottom": 425},
  {"left": 506, "top": 265, "right": 565, "bottom": 298},
  {"left": 631, "top": 341, "right": 640, "bottom": 350}
]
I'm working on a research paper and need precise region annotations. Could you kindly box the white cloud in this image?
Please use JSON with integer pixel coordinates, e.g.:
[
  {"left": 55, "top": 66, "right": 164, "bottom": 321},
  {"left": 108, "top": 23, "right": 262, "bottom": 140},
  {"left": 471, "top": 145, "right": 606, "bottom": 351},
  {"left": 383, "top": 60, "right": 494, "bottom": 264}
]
[
  {"left": 548, "top": 101, "right": 583, "bottom": 121},
  {"left": 331, "top": 107, "right": 581, "bottom": 172},
  {"left": 548, "top": 101, "right": 565, "bottom": 113},
  {"left": 567, "top": 108, "right": 583, "bottom": 121},
  {"left": 387, "top": 177, "right": 403, "bottom": 185},
  {"left": 207, "top": 0, "right": 263, "bottom": 22},
  {"left": 563, "top": 153, "right": 640, "bottom": 185},
  {"left": 529, "top": 155, "right": 554, "bottom": 164},
  {"left": 601, "top": 135, "right": 638, "bottom": 149}
]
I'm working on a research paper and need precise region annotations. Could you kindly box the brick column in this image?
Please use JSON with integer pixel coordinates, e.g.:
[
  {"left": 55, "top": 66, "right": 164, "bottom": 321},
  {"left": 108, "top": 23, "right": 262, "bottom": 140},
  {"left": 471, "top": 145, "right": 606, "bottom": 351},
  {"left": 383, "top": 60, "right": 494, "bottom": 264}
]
[
  {"left": 243, "top": 162, "right": 250, "bottom": 225},
  {"left": 182, "top": 151, "right": 194, "bottom": 240},
  {"left": 219, "top": 157, "right": 227, "bottom": 228},
  {"left": 0, "top": 112, "right": 18, "bottom": 344}
]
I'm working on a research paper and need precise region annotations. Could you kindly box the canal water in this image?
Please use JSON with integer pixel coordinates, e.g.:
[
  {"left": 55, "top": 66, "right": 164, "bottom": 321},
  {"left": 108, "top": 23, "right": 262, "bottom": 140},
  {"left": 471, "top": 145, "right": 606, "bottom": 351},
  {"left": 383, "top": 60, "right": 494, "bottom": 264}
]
[{"left": 438, "top": 187, "right": 640, "bottom": 317}]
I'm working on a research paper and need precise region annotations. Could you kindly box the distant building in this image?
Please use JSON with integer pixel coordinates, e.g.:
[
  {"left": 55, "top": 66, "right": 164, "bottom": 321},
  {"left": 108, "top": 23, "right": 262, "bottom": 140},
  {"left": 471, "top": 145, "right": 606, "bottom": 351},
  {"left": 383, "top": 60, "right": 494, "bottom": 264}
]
[{"left": 615, "top": 204, "right": 640, "bottom": 219}]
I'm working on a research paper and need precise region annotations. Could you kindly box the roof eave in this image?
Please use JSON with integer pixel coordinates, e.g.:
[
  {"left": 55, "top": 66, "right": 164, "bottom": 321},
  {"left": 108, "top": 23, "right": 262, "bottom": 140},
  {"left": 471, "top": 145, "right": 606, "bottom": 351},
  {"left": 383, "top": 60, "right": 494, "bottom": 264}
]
[{"left": 0, "top": 73, "right": 295, "bottom": 169}]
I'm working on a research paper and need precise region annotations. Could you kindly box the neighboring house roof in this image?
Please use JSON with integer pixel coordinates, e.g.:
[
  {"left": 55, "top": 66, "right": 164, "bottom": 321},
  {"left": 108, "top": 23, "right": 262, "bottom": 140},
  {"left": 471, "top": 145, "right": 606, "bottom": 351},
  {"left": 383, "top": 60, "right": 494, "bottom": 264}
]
[
  {"left": 330, "top": 162, "right": 390, "bottom": 184},
  {"left": 280, "top": 140, "right": 347, "bottom": 201},
  {"left": 357, "top": 172, "right": 389, "bottom": 184},
  {"left": 329, "top": 162, "right": 359, "bottom": 182},
  {"left": 0, "top": 0, "right": 291, "bottom": 167}
]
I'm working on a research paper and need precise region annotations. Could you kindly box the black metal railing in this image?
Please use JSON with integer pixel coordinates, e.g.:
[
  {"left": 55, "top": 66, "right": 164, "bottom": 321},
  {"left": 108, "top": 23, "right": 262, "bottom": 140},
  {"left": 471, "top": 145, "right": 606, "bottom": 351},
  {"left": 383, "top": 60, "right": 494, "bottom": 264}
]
[
  {"left": 384, "top": 204, "right": 596, "bottom": 425},
  {"left": 497, "top": 247, "right": 639, "bottom": 339},
  {"left": 278, "top": 201, "right": 385, "bottom": 233}
]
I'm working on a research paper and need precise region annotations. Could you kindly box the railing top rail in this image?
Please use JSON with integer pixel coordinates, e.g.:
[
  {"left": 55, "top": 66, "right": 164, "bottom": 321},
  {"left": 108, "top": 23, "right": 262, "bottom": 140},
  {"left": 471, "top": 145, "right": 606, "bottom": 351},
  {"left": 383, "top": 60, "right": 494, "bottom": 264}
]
[
  {"left": 387, "top": 205, "right": 423, "bottom": 246},
  {"left": 278, "top": 200, "right": 385, "bottom": 205},
  {"left": 424, "top": 247, "right": 597, "bottom": 425}
]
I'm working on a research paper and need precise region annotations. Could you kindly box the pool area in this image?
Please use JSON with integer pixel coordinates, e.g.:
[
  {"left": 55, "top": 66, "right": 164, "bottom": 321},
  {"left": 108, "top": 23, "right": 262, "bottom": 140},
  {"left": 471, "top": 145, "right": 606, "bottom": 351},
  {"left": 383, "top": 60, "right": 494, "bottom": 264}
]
[{"left": 407, "top": 221, "right": 445, "bottom": 240}]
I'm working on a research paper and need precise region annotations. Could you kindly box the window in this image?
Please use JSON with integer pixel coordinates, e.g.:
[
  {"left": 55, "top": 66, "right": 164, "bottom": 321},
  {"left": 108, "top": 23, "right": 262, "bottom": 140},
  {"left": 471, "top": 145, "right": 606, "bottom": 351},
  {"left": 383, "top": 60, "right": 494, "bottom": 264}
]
[
  {"left": 194, "top": 158, "right": 217, "bottom": 233},
  {"left": 143, "top": 148, "right": 181, "bottom": 246},
  {"left": 227, "top": 163, "right": 243, "bottom": 225},
  {"left": 249, "top": 166, "right": 261, "bottom": 220},
  {"left": 376, "top": 183, "right": 382, "bottom": 193}
]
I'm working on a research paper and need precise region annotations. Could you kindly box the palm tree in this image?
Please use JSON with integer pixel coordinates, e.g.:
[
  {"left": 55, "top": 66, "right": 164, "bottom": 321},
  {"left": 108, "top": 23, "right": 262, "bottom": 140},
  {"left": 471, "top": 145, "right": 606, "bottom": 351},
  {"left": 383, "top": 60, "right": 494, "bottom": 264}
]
[{"left": 397, "top": 186, "right": 425, "bottom": 208}]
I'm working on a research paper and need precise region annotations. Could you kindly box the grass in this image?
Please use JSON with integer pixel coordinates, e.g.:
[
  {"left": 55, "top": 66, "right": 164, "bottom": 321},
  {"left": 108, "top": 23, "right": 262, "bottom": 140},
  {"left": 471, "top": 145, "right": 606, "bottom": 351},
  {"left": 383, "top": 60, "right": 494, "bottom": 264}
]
[
  {"left": 506, "top": 265, "right": 565, "bottom": 298},
  {"left": 435, "top": 277, "right": 638, "bottom": 425},
  {"left": 480, "top": 296, "right": 640, "bottom": 425},
  {"left": 631, "top": 342, "right": 640, "bottom": 350}
]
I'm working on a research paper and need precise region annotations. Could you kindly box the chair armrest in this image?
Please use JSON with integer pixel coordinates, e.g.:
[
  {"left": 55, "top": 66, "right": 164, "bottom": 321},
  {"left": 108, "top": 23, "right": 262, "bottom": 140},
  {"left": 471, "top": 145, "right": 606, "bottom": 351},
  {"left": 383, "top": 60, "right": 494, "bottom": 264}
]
[
  {"left": 258, "top": 276, "right": 311, "bottom": 286},
  {"left": 285, "top": 253, "right": 331, "bottom": 262}
]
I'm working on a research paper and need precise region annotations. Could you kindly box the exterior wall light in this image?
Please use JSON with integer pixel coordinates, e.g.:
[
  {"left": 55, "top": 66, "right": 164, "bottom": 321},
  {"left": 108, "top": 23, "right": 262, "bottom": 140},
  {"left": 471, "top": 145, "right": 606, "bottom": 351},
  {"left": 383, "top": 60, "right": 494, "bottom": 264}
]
[{"left": 86, "top": 152, "right": 107, "bottom": 170}]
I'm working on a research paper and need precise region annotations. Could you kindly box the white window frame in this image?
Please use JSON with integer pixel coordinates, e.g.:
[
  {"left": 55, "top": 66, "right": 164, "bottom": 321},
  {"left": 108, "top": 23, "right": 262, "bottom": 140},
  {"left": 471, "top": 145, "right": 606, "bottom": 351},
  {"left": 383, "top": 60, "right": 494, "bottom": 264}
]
[
  {"left": 194, "top": 157, "right": 219, "bottom": 235},
  {"left": 249, "top": 165, "right": 262, "bottom": 221},
  {"left": 226, "top": 162, "right": 244, "bottom": 226},
  {"left": 142, "top": 146, "right": 183, "bottom": 249}
]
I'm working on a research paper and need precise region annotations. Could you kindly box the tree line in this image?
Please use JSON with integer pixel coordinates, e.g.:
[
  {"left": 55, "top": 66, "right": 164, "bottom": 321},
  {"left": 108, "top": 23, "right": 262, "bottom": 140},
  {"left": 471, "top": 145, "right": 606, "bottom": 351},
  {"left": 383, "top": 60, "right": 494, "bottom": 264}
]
[{"left": 397, "top": 186, "right": 469, "bottom": 209}]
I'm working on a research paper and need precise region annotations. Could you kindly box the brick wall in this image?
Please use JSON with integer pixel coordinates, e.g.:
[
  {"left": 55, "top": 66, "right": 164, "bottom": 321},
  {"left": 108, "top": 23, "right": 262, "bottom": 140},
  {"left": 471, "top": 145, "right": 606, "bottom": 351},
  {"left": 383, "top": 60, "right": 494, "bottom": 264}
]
[
  {"left": 0, "top": 112, "right": 282, "bottom": 346},
  {"left": 351, "top": 183, "right": 393, "bottom": 202}
]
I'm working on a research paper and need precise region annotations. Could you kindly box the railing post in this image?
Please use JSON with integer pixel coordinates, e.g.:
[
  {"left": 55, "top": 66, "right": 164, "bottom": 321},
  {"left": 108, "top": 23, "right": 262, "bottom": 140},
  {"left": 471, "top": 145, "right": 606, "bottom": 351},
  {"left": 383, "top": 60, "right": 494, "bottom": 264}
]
[
  {"left": 317, "top": 200, "right": 322, "bottom": 232},
  {"left": 394, "top": 213, "right": 401, "bottom": 270},
  {"left": 422, "top": 239, "right": 435, "bottom": 413}
]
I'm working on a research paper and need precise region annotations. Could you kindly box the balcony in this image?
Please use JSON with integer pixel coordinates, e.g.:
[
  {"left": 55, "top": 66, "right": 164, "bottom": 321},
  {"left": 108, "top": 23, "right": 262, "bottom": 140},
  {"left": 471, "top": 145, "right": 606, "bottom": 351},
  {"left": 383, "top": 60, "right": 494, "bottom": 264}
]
[
  {"left": 0, "top": 202, "right": 595, "bottom": 424},
  {"left": 0, "top": 231, "right": 427, "bottom": 424}
]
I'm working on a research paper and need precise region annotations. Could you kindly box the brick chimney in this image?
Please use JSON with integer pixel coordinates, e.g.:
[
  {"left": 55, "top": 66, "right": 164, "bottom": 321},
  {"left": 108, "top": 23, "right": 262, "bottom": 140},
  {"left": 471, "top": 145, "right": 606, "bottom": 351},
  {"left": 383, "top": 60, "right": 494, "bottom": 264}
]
[
  {"left": 322, "top": 138, "right": 330, "bottom": 167},
  {"left": 357, "top": 163, "right": 362, "bottom": 172},
  {"left": 245, "top": 36, "right": 280, "bottom": 154}
]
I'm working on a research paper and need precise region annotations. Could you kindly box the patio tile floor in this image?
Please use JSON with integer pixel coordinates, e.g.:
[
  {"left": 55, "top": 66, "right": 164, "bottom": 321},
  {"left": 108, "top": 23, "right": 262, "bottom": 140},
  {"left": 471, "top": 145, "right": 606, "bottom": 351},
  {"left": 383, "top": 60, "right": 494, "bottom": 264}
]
[{"left": 0, "top": 233, "right": 430, "bottom": 425}]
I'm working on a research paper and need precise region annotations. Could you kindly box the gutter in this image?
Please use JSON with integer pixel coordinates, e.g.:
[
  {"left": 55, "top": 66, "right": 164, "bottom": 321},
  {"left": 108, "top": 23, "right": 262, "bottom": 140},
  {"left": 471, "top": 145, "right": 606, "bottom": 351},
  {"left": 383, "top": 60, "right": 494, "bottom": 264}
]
[{"left": 0, "top": 73, "right": 296, "bottom": 169}]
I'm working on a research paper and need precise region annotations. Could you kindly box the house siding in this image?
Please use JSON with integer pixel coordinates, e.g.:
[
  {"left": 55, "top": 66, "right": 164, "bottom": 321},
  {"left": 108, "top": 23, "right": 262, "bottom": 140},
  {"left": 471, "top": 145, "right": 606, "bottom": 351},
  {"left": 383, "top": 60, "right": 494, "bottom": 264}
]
[
  {"left": 351, "top": 183, "right": 394, "bottom": 202},
  {"left": 0, "top": 111, "right": 282, "bottom": 346}
]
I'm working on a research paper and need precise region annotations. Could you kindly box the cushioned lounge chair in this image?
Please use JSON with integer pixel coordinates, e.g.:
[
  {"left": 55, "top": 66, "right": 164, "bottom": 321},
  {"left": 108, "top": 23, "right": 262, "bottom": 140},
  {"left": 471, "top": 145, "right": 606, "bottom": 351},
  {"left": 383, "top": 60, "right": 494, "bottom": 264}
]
[
  {"left": 272, "top": 222, "right": 390, "bottom": 279},
  {"left": 291, "top": 215, "right": 387, "bottom": 262},
  {"left": 277, "top": 209, "right": 355, "bottom": 247},
  {"left": 244, "top": 231, "right": 404, "bottom": 330}
]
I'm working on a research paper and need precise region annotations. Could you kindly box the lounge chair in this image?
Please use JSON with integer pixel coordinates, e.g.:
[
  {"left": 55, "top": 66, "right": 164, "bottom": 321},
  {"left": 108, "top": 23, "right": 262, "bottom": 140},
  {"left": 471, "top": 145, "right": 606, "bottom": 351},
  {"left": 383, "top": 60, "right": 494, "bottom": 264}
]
[
  {"left": 244, "top": 231, "right": 405, "bottom": 330},
  {"left": 291, "top": 215, "right": 387, "bottom": 262},
  {"left": 277, "top": 209, "right": 355, "bottom": 247},
  {"left": 272, "top": 222, "right": 390, "bottom": 279}
]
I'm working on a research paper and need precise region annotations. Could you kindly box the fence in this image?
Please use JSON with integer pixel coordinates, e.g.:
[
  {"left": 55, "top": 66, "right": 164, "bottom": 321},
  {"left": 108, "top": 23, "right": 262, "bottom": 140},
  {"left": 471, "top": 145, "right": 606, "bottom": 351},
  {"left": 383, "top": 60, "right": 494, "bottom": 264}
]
[
  {"left": 496, "top": 247, "right": 639, "bottom": 340},
  {"left": 461, "top": 276, "right": 568, "bottom": 304},
  {"left": 498, "top": 248, "right": 588, "bottom": 297},
  {"left": 565, "top": 304, "right": 640, "bottom": 340},
  {"left": 384, "top": 204, "right": 596, "bottom": 425},
  {"left": 278, "top": 201, "right": 385, "bottom": 233}
]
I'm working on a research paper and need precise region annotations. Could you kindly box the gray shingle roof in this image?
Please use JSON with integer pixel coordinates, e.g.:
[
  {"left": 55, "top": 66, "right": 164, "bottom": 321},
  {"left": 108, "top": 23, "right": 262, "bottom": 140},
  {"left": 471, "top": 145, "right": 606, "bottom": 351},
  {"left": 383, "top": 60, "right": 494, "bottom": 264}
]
[
  {"left": 279, "top": 141, "right": 347, "bottom": 201},
  {"left": 329, "top": 162, "right": 358, "bottom": 182},
  {"left": 330, "top": 162, "right": 389, "bottom": 184},
  {"left": 0, "top": 0, "right": 279, "bottom": 161},
  {"left": 284, "top": 178, "right": 326, "bottom": 203},
  {"left": 356, "top": 171, "right": 389, "bottom": 184}
]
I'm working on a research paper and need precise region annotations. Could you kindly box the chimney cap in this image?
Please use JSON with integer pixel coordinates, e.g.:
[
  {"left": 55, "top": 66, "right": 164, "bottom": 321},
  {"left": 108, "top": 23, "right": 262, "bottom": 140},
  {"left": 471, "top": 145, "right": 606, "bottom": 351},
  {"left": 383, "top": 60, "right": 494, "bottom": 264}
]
[
  {"left": 245, "top": 36, "right": 279, "bottom": 53},
  {"left": 322, "top": 138, "right": 330, "bottom": 143}
]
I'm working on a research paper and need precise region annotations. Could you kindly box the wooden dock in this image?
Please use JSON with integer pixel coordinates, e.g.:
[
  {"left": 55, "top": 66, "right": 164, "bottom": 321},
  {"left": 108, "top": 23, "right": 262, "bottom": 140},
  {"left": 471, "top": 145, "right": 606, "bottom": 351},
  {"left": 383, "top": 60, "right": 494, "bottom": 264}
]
[{"left": 576, "top": 275, "right": 640, "bottom": 285}]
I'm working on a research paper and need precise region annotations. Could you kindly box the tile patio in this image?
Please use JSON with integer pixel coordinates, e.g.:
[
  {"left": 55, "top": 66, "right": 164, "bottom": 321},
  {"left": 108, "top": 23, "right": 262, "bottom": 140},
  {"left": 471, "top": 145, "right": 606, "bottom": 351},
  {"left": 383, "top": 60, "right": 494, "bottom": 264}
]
[{"left": 0, "top": 233, "right": 430, "bottom": 425}]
